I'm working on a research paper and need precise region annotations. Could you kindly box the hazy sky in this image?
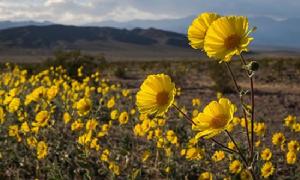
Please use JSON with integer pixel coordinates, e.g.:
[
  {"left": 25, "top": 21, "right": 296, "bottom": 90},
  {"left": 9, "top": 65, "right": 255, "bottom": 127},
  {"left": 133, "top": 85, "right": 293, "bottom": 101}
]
[{"left": 0, "top": 0, "right": 299, "bottom": 24}]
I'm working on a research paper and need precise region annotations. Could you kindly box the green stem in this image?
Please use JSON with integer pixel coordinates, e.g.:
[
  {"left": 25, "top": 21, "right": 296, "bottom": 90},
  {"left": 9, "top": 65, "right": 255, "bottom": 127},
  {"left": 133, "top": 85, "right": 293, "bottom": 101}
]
[
  {"left": 239, "top": 54, "right": 255, "bottom": 161},
  {"left": 210, "top": 138, "right": 239, "bottom": 154},
  {"left": 225, "top": 62, "right": 252, "bottom": 155},
  {"left": 172, "top": 104, "right": 196, "bottom": 125}
]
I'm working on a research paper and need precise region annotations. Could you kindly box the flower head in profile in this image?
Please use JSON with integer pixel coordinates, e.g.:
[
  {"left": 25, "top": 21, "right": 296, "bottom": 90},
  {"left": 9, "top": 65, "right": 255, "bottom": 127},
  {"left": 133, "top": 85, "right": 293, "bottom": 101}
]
[
  {"left": 33, "top": 111, "right": 50, "bottom": 127},
  {"left": 204, "top": 16, "right": 253, "bottom": 62},
  {"left": 212, "top": 150, "right": 225, "bottom": 162},
  {"left": 136, "top": 74, "right": 176, "bottom": 115},
  {"left": 188, "top": 12, "right": 220, "bottom": 49},
  {"left": 198, "top": 171, "right": 213, "bottom": 180},
  {"left": 192, "top": 98, "right": 236, "bottom": 139},
  {"left": 37, "top": 141, "right": 48, "bottom": 160},
  {"left": 284, "top": 115, "right": 296, "bottom": 127}
]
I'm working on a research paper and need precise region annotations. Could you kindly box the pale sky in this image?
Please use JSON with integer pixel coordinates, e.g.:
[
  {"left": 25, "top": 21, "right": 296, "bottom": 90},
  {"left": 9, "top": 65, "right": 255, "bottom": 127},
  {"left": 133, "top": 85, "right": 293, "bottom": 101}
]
[{"left": 0, "top": 0, "right": 299, "bottom": 24}]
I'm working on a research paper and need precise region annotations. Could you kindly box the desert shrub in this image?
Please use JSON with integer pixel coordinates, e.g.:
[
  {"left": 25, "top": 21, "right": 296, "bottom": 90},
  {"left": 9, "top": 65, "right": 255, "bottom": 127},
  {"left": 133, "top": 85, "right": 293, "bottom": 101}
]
[
  {"left": 44, "top": 50, "right": 107, "bottom": 79},
  {"left": 114, "top": 67, "right": 127, "bottom": 79}
]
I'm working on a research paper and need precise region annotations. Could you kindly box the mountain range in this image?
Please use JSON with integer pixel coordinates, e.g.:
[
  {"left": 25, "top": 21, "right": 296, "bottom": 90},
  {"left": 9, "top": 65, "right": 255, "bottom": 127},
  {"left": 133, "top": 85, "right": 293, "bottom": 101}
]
[
  {"left": 0, "top": 15, "right": 299, "bottom": 56},
  {"left": 86, "top": 16, "right": 300, "bottom": 49},
  {"left": 0, "top": 25, "right": 188, "bottom": 49}
]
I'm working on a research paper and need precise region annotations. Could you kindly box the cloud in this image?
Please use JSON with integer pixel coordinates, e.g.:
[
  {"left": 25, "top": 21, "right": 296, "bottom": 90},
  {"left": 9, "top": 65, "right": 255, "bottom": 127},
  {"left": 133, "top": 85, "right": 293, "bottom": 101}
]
[
  {"left": 102, "top": 6, "right": 173, "bottom": 22},
  {"left": 0, "top": 0, "right": 298, "bottom": 24}
]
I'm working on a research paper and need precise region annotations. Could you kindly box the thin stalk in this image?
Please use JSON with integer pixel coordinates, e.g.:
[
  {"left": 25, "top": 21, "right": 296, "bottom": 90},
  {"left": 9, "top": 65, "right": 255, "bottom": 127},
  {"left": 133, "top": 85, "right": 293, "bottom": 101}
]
[
  {"left": 225, "top": 130, "right": 248, "bottom": 167},
  {"left": 239, "top": 54, "right": 255, "bottom": 160},
  {"left": 172, "top": 104, "right": 196, "bottom": 125},
  {"left": 210, "top": 138, "right": 239, "bottom": 154},
  {"left": 225, "top": 130, "right": 256, "bottom": 180},
  {"left": 225, "top": 62, "right": 252, "bottom": 155},
  {"left": 250, "top": 77, "right": 255, "bottom": 158}
]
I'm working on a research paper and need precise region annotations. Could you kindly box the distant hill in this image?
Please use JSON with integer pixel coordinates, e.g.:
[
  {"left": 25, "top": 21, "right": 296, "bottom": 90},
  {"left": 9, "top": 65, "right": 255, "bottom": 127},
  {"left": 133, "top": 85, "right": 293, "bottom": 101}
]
[
  {"left": 87, "top": 16, "right": 300, "bottom": 49},
  {"left": 0, "top": 25, "right": 189, "bottom": 49},
  {"left": 0, "top": 20, "right": 52, "bottom": 30}
]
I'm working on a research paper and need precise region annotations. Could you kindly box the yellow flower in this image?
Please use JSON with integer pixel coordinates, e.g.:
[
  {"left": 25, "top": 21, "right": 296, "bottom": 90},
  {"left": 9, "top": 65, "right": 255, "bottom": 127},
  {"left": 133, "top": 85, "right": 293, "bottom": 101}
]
[
  {"left": 109, "top": 161, "right": 120, "bottom": 176},
  {"left": 130, "top": 109, "right": 136, "bottom": 115},
  {"left": 292, "top": 123, "right": 300, "bottom": 132},
  {"left": 186, "top": 147, "right": 204, "bottom": 160},
  {"left": 165, "top": 166, "right": 171, "bottom": 174},
  {"left": 286, "top": 151, "right": 297, "bottom": 165},
  {"left": 165, "top": 147, "right": 172, "bottom": 157},
  {"left": 8, "top": 97, "right": 21, "bottom": 113},
  {"left": 122, "top": 89, "right": 130, "bottom": 97},
  {"left": 232, "top": 117, "right": 241, "bottom": 125},
  {"left": 86, "top": 119, "right": 98, "bottom": 131},
  {"left": 240, "top": 170, "right": 253, "bottom": 180},
  {"left": 287, "top": 140, "right": 299, "bottom": 152},
  {"left": 226, "top": 122, "right": 235, "bottom": 132},
  {"left": 229, "top": 160, "right": 242, "bottom": 174},
  {"left": 192, "top": 109, "right": 199, "bottom": 117},
  {"left": 204, "top": 16, "right": 253, "bottom": 62},
  {"left": 33, "top": 111, "right": 50, "bottom": 127},
  {"left": 20, "top": 121, "right": 30, "bottom": 133},
  {"left": 107, "top": 97, "right": 115, "bottom": 109},
  {"left": 118, "top": 111, "right": 129, "bottom": 125},
  {"left": 8, "top": 125, "right": 19, "bottom": 137},
  {"left": 78, "top": 131, "right": 92, "bottom": 145},
  {"left": 192, "top": 98, "right": 201, "bottom": 107},
  {"left": 261, "top": 162, "right": 274, "bottom": 178},
  {"left": 187, "top": 12, "right": 220, "bottom": 49},
  {"left": 255, "top": 140, "right": 261, "bottom": 147},
  {"left": 156, "top": 137, "right": 165, "bottom": 148},
  {"left": 110, "top": 109, "right": 119, "bottom": 120},
  {"left": 260, "top": 148, "right": 272, "bottom": 161},
  {"left": 90, "top": 138, "right": 100, "bottom": 151},
  {"left": 254, "top": 122, "right": 266, "bottom": 136},
  {"left": 198, "top": 171, "right": 213, "bottom": 180},
  {"left": 0, "top": 107, "right": 6, "bottom": 124},
  {"left": 37, "top": 141, "right": 48, "bottom": 159},
  {"left": 136, "top": 74, "right": 176, "bottom": 115},
  {"left": 284, "top": 115, "right": 296, "bottom": 127},
  {"left": 192, "top": 98, "right": 236, "bottom": 139},
  {"left": 76, "top": 98, "right": 92, "bottom": 116},
  {"left": 166, "top": 130, "right": 178, "bottom": 144},
  {"left": 71, "top": 119, "right": 84, "bottom": 131},
  {"left": 47, "top": 85, "right": 58, "bottom": 100},
  {"left": 212, "top": 150, "right": 225, "bottom": 162},
  {"left": 141, "top": 150, "right": 151, "bottom": 162},
  {"left": 63, "top": 112, "right": 71, "bottom": 124},
  {"left": 26, "top": 136, "right": 37, "bottom": 149},
  {"left": 100, "top": 149, "right": 110, "bottom": 162},
  {"left": 216, "top": 92, "right": 223, "bottom": 99},
  {"left": 272, "top": 132, "right": 285, "bottom": 146}
]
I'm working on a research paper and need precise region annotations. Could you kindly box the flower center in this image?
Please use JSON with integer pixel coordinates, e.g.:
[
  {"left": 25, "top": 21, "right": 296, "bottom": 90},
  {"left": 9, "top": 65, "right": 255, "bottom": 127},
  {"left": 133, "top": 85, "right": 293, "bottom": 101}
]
[
  {"left": 210, "top": 115, "right": 228, "bottom": 129},
  {"left": 81, "top": 103, "right": 91, "bottom": 112},
  {"left": 156, "top": 91, "right": 169, "bottom": 106},
  {"left": 224, "top": 34, "right": 241, "bottom": 49}
]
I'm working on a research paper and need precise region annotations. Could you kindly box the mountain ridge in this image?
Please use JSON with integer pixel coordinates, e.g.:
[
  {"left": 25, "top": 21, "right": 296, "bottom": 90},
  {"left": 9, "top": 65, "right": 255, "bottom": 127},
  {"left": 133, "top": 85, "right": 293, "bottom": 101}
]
[{"left": 0, "top": 25, "right": 189, "bottom": 49}]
